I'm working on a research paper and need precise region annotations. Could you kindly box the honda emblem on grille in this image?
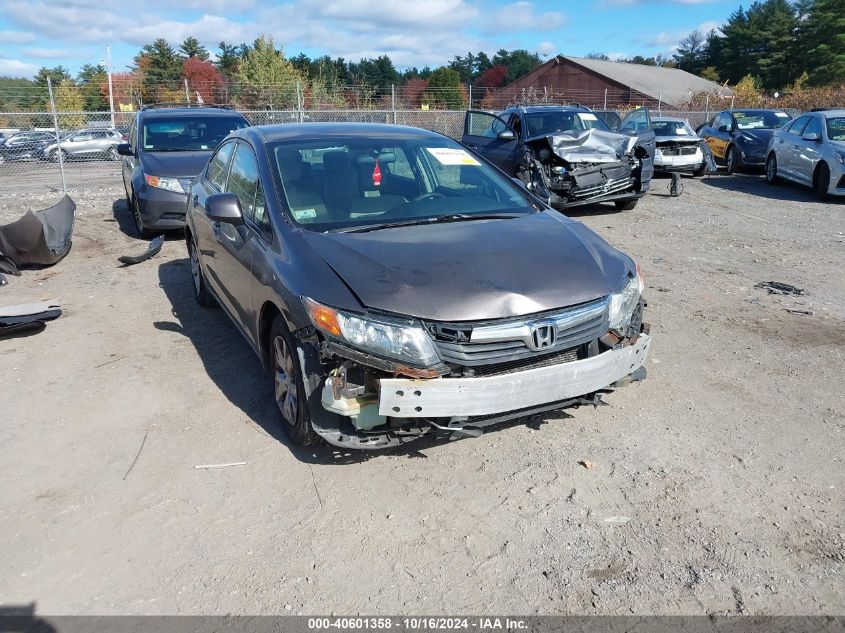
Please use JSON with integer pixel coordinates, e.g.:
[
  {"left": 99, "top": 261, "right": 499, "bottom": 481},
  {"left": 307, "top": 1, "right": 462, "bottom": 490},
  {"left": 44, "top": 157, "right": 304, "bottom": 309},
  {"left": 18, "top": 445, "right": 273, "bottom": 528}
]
[{"left": 530, "top": 324, "right": 556, "bottom": 350}]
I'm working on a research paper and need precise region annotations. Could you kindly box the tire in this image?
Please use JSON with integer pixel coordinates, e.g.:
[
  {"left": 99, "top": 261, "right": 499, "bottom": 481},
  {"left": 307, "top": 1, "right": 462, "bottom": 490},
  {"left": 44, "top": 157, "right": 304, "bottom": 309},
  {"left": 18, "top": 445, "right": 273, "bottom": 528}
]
[
  {"left": 692, "top": 162, "right": 707, "bottom": 177},
  {"left": 614, "top": 198, "right": 639, "bottom": 211},
  {"left": 50, "top": 149, "right": 67, "bottom": 163},
  {"left": 107, "top": 146, "right": 119, "bottom": 161},
  {"left": 0, "top": 155, "right": 5, "bottom": 165},
  {"left": 270, "top": 315, "right": 321, "bottom": 448},
  {"left": 813, "top": 163, "right": 830, "bottom": 200},
  {"left": 765, "top": 153, "right": 782, "bottom": 184},
  {"left": 187, "top": 237, "right": 215, "bottom": 308},
  {"left": 129, "top": 193, "right": 155, "bottom": 239},
  {"left": 725, "top": 145, "right": 740, "bottom": 174}
]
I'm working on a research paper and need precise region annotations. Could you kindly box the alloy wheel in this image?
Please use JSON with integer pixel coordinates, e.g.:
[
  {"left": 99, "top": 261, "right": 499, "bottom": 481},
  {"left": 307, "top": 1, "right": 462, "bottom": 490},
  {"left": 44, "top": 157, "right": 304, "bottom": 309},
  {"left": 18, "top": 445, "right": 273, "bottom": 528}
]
[
  {"left": 766, "top": 155, "right": 777, "bottom": 182},
  {"left": 274, "top": 336, "right": 299, "bottom": 426}
]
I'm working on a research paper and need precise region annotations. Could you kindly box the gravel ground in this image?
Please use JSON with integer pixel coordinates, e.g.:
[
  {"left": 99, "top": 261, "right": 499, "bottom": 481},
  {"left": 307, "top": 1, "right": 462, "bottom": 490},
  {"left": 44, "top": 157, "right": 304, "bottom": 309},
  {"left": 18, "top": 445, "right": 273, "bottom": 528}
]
[{"left": 0, "top": 170, "right": 843, "bottom": 616}]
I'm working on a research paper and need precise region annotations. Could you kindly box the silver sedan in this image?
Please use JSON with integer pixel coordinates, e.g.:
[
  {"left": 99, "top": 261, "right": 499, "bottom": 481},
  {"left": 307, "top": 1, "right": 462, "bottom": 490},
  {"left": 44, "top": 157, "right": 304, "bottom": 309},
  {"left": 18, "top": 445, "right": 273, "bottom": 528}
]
[{"left": 766, "top": 109, "right": 845, "bottom": 199}]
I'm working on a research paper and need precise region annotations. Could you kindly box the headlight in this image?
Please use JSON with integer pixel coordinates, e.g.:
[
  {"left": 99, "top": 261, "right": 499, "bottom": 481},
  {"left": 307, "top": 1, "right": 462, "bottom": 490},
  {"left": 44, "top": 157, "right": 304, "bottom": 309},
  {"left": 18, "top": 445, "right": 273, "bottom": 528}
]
[
  {"left": 608, "top": 267, "right": 644, "bottom": 333},
  {"left": 144, "top": 174, "right": 185, "bottom": 193},
  {"left": 303, "top": 297, "right": 440, "bottom": 367},
  {"left": 835, "top": 150, "right": 845, "bottom": 166}
]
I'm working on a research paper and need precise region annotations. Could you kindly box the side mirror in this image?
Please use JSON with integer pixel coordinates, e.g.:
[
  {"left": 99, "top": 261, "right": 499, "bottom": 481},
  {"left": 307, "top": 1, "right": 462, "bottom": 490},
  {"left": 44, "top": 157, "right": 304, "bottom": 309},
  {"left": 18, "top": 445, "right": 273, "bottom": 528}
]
[
  {"left": 206, "top": 193, "right": 244, "bottom": 225},
  {"left": 497, "top": 129, "right": 516, "bottom": 141},
  {"left": 718, "top": 125, "right": 729, "bottom": 133},
  {"left": 803, "top": 132, "right": 821, "bottom": 143},
  {"left": 117, "top": 143, "right": 132, "bottom": 156}
]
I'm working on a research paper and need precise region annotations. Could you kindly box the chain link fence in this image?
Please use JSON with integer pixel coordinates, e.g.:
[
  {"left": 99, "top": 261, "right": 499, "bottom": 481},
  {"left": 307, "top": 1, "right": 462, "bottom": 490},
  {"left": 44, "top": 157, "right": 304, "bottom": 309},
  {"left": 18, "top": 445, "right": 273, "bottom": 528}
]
[{"left": 0, "top": 98, "right": 792, "bottom": 197}]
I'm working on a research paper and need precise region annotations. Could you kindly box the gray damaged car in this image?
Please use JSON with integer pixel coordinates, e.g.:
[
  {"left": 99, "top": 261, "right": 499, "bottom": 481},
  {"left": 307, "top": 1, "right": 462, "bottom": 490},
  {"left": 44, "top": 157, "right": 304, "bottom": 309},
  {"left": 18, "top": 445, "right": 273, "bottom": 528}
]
[
  {"left": 462, "top": 106, "right": 655, "bottom": 211},
  {"left": 185, "top": 123, "right": 651, "bottom": 450}
]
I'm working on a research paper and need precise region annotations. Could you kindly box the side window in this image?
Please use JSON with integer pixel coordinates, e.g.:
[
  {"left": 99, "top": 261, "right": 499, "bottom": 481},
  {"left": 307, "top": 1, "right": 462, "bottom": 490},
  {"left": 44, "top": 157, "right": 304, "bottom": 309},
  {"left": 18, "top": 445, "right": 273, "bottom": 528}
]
[
  {"left": 252, "top": 183, "right": 269, "bottom": 232},
  {"left": 713, "top": 113, "right": 731, "bottom": 131},
  {"left": 227, "top": 142, "right": 260, "bottom": 223},
  {"left": 389, "top": 148, "right": 415, "bottom": 179},
  {"left": 465, "top": 111, "right": 511, "bottom": 138},
  {"left": 786, "top": 116, "right": 809, "bottom": 135},
  {"left": 802, "top": 116, "right": 822, "bottom": 138},
  {"left": 507, "top": 114, "right": 522, "bottom": 138},
  {"left": 129, "top": 119, "right": 137, "bottom": 148},
  {"left": 73, "top": 132, "right": 92, "bottom": 142},
  {"left": 207, "top": 141, "right": 235, "bottom": 190}
]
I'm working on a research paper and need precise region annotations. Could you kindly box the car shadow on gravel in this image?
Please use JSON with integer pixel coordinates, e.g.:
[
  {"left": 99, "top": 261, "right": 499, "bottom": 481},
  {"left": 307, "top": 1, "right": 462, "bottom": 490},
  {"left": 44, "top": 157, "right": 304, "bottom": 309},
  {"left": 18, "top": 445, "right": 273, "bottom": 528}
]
[
  {"left": 699, "top": 172, "right": 843, "bottom": 204},
  {"left": 155, "top": 257, "right": 511, "bottom": 465}
]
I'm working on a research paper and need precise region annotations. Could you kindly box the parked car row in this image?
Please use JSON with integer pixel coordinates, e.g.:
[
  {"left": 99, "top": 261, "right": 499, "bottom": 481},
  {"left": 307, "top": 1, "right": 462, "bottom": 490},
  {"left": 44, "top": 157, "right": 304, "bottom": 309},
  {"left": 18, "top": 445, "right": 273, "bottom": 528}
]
[
  {"left": 0, "top": 128, "right": 127, "bottom": 164},
  {"left": 698, "top": 107, "right": 845, "bottom": 199}
]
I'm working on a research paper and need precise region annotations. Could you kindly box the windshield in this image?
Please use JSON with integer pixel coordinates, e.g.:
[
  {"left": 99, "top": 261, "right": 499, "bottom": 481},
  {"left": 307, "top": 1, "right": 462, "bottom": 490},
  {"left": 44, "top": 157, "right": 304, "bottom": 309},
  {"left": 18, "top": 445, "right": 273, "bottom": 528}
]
[
  {"left": 142, "top": 116, "right": 247, "bottom": 152},
  {"left": 524, "top": 111, "right": 610, "bottom": 137},
  {"left": 652, "top": 120, "right": 695, "bottom": 137},
  {"left": 270, "top": 136, "right": 538, "bottom": 232},
  {"left": 734, "top": 111, "right": 791, "bottom": 130},
  {"left": 826, "top": 117, "right": 845, "bottom": 141}
]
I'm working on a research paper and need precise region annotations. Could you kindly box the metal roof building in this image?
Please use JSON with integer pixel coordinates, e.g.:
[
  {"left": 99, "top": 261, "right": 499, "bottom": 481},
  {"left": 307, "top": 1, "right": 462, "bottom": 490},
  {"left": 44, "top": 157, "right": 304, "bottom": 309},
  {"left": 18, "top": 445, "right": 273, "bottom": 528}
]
[{"left": 493, "top": 55, "right": 731, "bottom": 109}]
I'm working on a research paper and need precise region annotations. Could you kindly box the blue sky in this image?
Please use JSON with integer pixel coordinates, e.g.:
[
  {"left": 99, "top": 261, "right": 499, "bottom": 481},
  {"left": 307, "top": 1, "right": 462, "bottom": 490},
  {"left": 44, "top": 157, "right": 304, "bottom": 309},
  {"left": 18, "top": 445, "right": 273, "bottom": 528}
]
[{"left": 0, "top": 0, "right": 737, "bottom": 79}]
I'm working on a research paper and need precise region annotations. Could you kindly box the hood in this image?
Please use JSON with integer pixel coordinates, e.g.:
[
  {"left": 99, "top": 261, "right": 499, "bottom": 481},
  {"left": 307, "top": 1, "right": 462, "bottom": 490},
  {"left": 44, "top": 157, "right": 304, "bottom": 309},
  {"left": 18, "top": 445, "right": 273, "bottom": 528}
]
[
  {"left": 528, "top": 128, "right": 638, "bottom": 165},
  {"left": 301, "top": 212, "right": 631, "bottom": 322},
  {"left": 139, "top": 150, "right": 212, "bottom": 178},
  {"left": 737, "top": 129, "right": 774, "bottom": 145}
]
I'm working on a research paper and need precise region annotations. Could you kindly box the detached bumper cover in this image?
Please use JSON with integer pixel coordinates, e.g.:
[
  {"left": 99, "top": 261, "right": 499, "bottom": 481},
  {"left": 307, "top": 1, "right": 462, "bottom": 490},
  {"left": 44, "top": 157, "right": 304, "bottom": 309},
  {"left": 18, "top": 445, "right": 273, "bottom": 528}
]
[{"left": 379, "top": 334, "right": 651, "bottom": 418}]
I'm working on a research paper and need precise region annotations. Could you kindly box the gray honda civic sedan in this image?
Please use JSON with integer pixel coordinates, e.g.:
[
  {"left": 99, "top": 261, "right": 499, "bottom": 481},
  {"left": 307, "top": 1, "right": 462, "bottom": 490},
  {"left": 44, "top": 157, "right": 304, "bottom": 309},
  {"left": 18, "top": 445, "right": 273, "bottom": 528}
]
[{"left": 185, "top": 123, "right": 651, "bottom": 450}]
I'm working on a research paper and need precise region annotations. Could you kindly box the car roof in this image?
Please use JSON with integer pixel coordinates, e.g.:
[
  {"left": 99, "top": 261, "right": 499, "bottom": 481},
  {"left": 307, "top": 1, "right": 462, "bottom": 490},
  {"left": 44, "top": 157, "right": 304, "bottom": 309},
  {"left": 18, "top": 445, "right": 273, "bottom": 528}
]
[
  {"left": 818, "top": 109, "right": 845, "bottom": 118},
  {"left": 140, "top": 107, "right": 243, "bottom": 119},
  {"left": 230, "top": 122, "right": 447, "bottom": 144},
  {"left": 652, "top": 117, "right": 688, "bottom": 123},
  {"left": 727, "top": 109, "right": 789, "bottom": 114},
  {"left": 506, "top": 105, "right": 591, "bottom": 114}
]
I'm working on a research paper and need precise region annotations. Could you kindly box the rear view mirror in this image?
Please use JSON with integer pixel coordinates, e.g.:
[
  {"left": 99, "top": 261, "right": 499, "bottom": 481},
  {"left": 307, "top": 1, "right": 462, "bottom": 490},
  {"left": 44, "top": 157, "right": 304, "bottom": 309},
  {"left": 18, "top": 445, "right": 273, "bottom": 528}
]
[
  {"left": 117, "top": 143, "right": 132, "bottom": 156},
  {"left": 803, "top": 132, "right": 821, "bottom": 142},
  {"left": 206, "top": 193, "right": 244, "bottom": 225},
  {"left": 497, "top": 129, "right": 516, "bottom": 141}
]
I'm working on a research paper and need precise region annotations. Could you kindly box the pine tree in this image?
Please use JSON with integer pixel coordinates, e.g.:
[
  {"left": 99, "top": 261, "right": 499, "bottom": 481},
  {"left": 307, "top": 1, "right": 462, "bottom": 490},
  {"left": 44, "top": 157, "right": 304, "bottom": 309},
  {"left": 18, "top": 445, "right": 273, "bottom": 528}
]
[
  {"left": 802, "top": 0, "right": 845, "bottom": 85},
  {"left": 179, "top": 36, "right": 210, "bottom": 61}
]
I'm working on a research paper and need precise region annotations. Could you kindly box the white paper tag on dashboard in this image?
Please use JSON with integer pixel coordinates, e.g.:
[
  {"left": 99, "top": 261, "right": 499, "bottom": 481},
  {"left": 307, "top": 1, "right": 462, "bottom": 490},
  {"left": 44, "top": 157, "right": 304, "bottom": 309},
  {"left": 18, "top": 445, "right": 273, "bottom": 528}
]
[
  {"left": 426, "top": 147, "right": 480, "bottom": 166},
  {"left": 293, "top": 208, "right": 317, "bottom": 220}
]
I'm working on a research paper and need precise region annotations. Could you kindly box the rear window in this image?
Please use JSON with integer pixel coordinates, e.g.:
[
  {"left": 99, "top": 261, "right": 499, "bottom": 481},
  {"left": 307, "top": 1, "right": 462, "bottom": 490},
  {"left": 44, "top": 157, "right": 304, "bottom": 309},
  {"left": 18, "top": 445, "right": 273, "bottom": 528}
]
[{"left": 141, "top": 116, "right": 247, "bottom": 152}]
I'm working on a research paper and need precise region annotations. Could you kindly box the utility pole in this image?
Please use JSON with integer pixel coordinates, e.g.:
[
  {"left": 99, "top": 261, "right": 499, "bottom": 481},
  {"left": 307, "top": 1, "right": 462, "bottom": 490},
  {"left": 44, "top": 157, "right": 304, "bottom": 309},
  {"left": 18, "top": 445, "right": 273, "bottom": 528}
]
[
  {"left": 47, "top": 77, "right": 67, "bottom": 194},
  {"left": 106, "top": 45, "right": 115, "bottom": 128},
  {"left": 184, "top": 78, "right": 190, "bottom": 104}
]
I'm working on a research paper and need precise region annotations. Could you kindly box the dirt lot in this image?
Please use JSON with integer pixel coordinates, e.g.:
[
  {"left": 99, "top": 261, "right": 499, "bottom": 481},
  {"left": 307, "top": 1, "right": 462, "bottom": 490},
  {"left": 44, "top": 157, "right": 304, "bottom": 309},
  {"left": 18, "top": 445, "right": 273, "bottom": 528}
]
[{"left": 1, "top": 171, "right": 843, "bottom": 616}]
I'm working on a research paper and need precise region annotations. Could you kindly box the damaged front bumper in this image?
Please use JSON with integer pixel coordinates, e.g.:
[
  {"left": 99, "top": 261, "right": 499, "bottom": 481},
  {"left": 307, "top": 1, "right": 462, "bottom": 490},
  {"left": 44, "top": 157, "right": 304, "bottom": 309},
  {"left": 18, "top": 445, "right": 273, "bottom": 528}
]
[
  {"left": 308, "top": 330, "right": 651, "bottom": 450},
  {"left": 378, "top": 334, "right": 650, "bottom": 418}
]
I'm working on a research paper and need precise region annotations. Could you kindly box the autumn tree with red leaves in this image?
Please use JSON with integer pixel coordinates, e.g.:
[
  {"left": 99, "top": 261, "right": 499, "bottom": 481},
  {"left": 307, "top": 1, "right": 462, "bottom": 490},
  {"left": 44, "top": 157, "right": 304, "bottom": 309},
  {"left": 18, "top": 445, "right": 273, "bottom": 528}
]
[{"left": 182, "top": 57, "right": 224, "bottom": 104}]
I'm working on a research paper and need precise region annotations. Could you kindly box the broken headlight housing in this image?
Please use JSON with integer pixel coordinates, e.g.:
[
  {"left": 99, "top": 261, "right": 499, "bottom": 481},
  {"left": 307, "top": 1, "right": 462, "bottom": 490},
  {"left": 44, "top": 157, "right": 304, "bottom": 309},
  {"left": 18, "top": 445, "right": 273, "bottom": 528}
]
[
  {"left": 608, "top": 267, "right": 644, "bottom": 333},
  {"left": 303, "top": 297, "right": 440, "bottom": 367}
]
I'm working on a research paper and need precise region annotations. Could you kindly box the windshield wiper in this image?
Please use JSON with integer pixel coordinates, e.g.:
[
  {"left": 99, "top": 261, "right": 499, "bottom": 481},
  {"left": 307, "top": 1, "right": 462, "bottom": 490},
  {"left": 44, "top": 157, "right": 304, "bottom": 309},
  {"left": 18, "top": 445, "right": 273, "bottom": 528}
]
[{"left": 336, "top": 213, "right": 523, "bottom": 234}]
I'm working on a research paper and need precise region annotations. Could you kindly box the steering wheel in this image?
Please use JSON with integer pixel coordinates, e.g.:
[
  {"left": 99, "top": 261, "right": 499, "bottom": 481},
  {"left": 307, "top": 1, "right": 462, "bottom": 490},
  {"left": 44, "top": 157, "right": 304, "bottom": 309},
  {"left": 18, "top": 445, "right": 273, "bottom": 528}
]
[{"left": 412, "top": 192, "right": 446, "bottom": 202}]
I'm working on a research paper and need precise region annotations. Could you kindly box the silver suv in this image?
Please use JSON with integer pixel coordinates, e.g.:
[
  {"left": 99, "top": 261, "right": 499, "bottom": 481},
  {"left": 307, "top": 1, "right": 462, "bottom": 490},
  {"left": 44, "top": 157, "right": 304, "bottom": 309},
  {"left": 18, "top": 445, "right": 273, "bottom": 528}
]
[
  {"left": 43, "top": 128, "right": 125, "bottom": 162},
  {"left": 766, "top": 109, "right": 845, "bottom": 199}
]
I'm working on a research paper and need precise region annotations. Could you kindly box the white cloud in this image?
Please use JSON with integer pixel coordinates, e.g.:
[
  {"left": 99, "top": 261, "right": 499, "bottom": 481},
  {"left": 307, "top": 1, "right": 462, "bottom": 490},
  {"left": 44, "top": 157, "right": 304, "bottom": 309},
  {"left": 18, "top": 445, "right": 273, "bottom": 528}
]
[
  {"left": 0, "top": 28, "right": 35, "bottom": 43},
  {"left": 0, "top": 57, "right": 38, "bottom": 77},
  {"left": 599, "top": 0, "right": 717, "bottom": 6},
  {"left": 21, "top": 47, "right": 68, "bottom": 59},
  {"left": 486, "top": 2, "right": 568, "bottom": 33},
  {"left": 536, "top": 41, "right": 557, "bottom": 57}
]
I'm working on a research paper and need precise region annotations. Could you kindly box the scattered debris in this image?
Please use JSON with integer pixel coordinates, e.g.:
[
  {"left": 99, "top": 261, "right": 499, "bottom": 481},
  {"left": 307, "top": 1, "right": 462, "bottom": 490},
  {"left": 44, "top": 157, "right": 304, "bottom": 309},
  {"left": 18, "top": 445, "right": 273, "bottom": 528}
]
[
  {"left": 0, "top": 195, "right": 75, "bottom": 276},
  {"left": 0, "top": 273, "right": 6, "bottom": 287},
  {"left": 0, "top": 299, "right": 61, "bottom": 335},
  {"left": 194, "top": 461, "right": 247, "bottom": 470},
  {"left": 123, "top": 431, "right": 148, "bottom": 481},
  {"left": 603, "top": 516, "right": 631, "bottom": 525},
  {"left": 579, "top": 460, "right": 594, "bottom": 469},
  {"left": 755, "top": 281, "right": 806, "bottom": 296},
  {"left": 785, "top": 308, "right": 813, "bottom": 316},
  {"left": 118, "top": 234, "right": 165, "bottom": 266}
]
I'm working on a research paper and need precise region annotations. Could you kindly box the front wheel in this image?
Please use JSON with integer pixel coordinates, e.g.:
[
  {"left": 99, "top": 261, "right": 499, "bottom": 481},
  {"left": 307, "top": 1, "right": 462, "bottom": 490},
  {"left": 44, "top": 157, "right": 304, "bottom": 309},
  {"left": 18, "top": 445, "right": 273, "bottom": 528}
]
[
  {"left": 188, "top": 237, "right": 215, "bottom": 308},
  {"left": 50, "top": 149, "right": 67, "bottom": 163},
  {"left": 107, "top": 146, "right": 119, "bottom": 161},
  {"left": 614, "top": 198, "right": 639, "bottom": 211},
  {"left": 814, "top": 163, "right": 830, "bottom": 200},
  {"left": 270, "top": 316, "right": 321, "bottom": 448},
  {"left": 765, "top": 154, "right": 781, "bottom": 184},
  {"left": 693, "top": 162, "right": 707, "bottom": 177},
  {"left": 129, "top": 194, "right": 155, "bottom": 239},
  {"left": 725, "top": 146, "right": 740, "bottom": 174}
]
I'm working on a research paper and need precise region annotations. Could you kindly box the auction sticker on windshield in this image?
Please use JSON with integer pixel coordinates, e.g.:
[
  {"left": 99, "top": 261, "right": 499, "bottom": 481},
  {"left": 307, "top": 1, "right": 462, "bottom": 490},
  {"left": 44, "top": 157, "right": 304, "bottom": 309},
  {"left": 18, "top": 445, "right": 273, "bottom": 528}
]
[{"left": 426, "top": 147, "right": 480, "bottom": 166}]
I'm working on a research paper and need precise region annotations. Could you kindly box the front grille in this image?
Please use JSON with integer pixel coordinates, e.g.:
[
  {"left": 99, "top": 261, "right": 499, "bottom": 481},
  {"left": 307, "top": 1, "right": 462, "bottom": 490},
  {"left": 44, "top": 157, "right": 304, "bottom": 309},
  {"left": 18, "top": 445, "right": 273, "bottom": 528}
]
[
  {"left": 659, "top": 145, "right": 699, "bottom": 156},
  {"left": 470, "top": 345, "right": 583, "bottom": 376},
  {"left": 424, "top": 299, "right": 608, "bottom": 367},
  {"left": 572, "top": 176, "right": 634, "bottom": 200}
]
